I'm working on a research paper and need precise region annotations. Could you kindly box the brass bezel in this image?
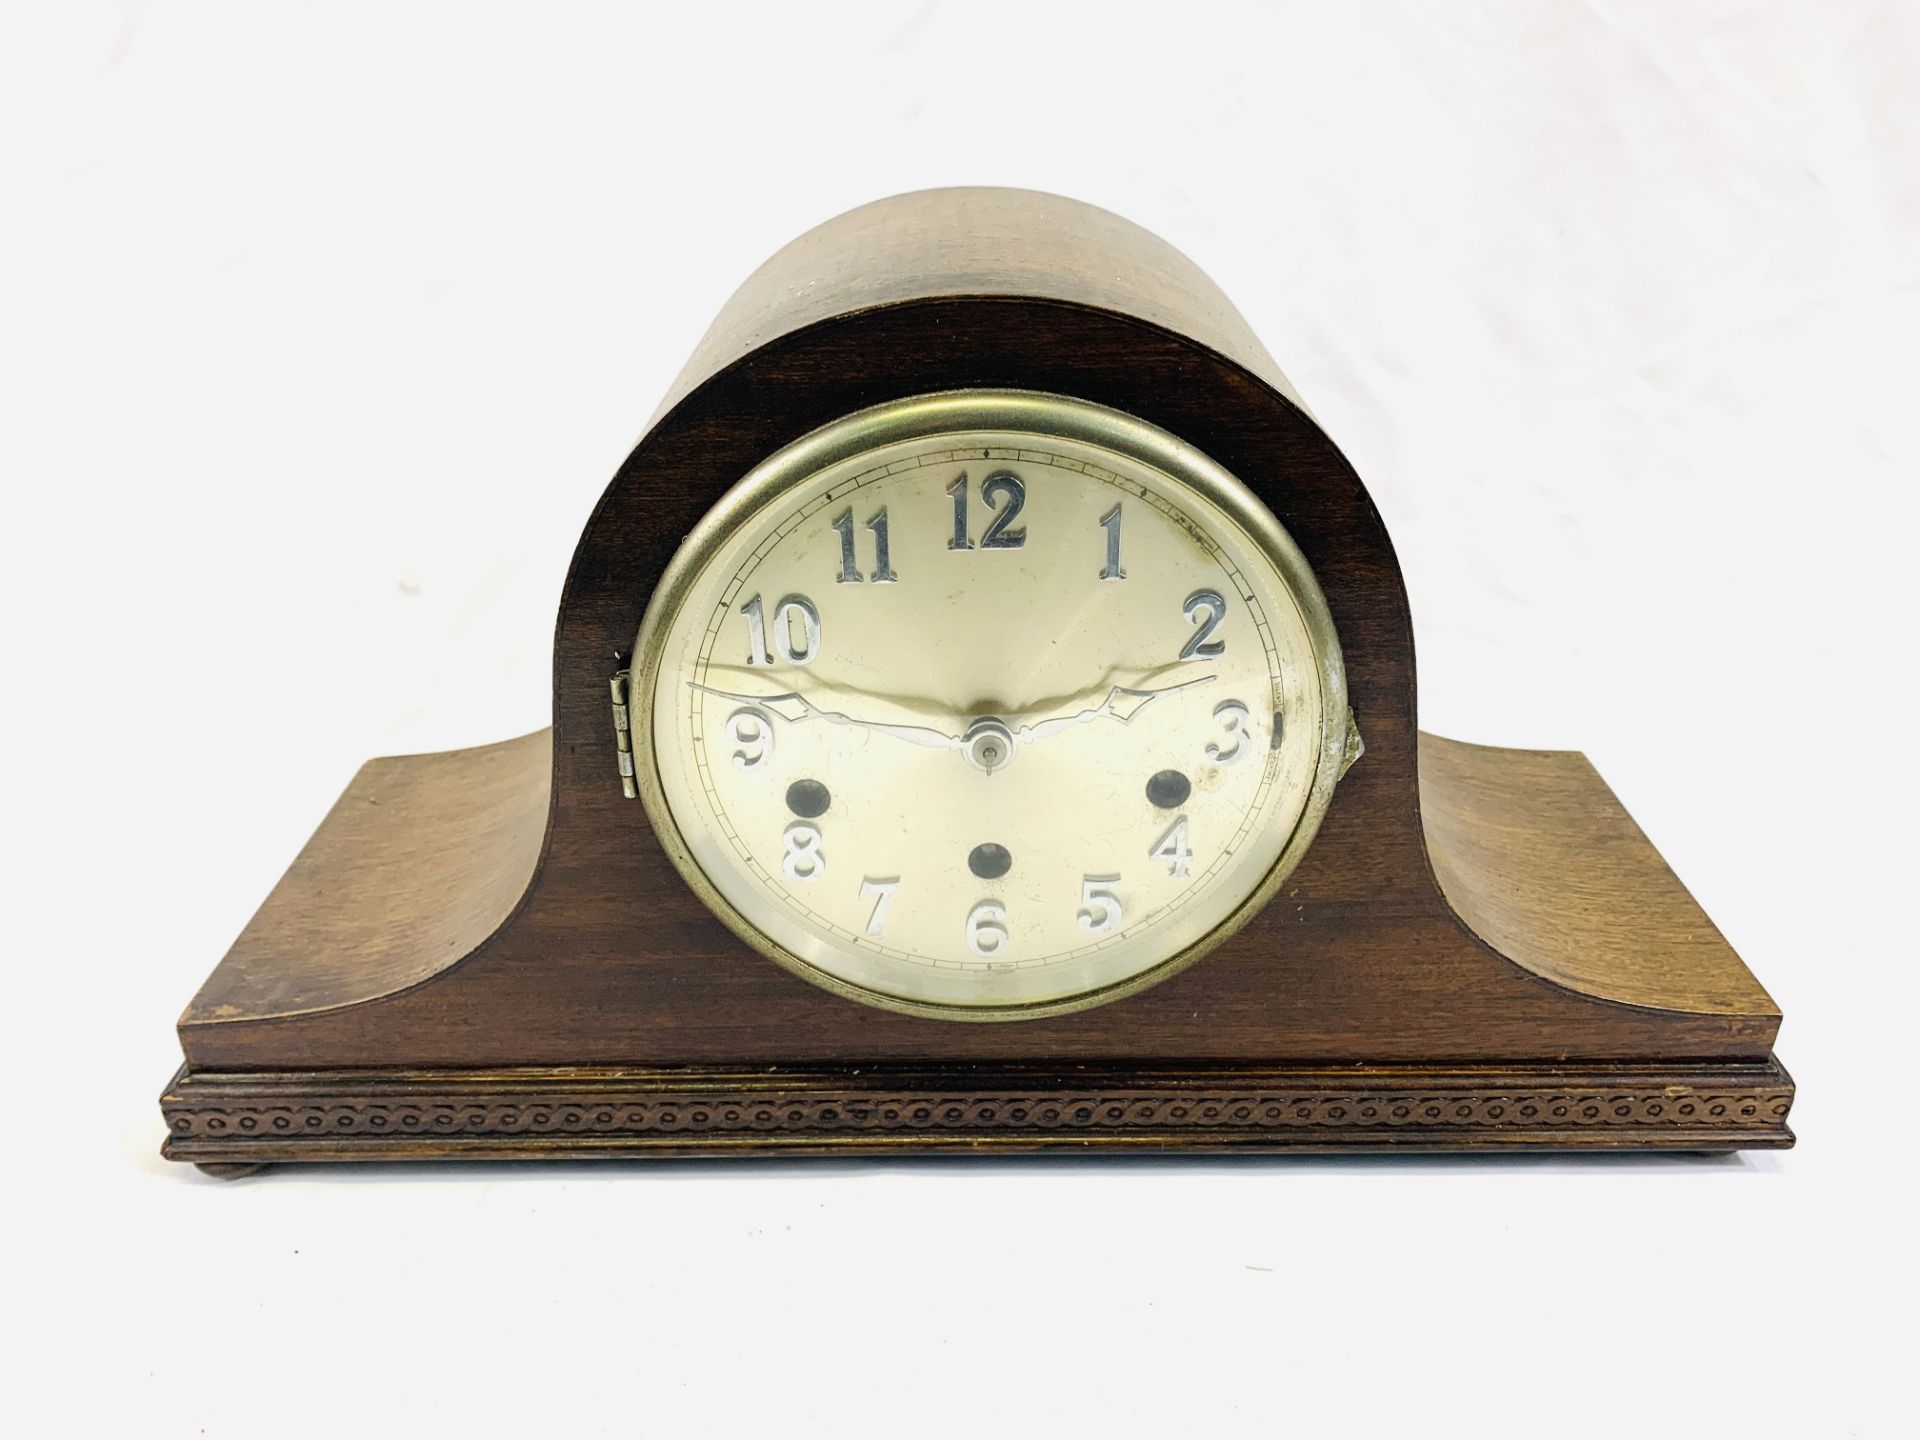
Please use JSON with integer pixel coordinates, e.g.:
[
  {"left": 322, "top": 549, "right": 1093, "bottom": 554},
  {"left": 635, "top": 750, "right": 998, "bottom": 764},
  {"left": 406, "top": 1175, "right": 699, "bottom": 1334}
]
[{"left": 630, "top": 390, "right": 1350, "bottom": 1021}]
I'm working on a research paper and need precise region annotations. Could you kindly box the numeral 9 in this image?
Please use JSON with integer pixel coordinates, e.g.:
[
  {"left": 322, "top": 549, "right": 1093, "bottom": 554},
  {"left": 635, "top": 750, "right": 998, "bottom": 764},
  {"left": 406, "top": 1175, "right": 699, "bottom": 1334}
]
[{"left": 725, "top": 707, "right": 774, "bottom": 769}]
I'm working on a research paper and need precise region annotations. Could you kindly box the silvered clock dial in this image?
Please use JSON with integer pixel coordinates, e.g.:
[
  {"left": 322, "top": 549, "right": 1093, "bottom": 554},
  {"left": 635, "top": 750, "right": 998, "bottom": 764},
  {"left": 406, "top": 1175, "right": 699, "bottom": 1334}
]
[{"left": 632, "top": 390, "right": 1351, "bottom": 1019}]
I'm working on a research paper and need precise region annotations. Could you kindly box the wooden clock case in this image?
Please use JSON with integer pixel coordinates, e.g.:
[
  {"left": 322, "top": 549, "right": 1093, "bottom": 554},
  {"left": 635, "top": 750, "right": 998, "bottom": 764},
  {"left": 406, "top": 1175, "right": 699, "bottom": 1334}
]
[{"left": 161, "top": 188, "right": 1792, "bottom": 1172}]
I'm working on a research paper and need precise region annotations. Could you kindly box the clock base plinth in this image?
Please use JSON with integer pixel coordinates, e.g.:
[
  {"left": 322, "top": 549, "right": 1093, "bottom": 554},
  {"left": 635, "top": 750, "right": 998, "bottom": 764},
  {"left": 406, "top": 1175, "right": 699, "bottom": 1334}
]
[
  {"left": 161, "top": 1057, "right": 1794, "bottom": 1166},
  {"left": 160, "top": 726, "right": 1794, "bottom": 1168}
]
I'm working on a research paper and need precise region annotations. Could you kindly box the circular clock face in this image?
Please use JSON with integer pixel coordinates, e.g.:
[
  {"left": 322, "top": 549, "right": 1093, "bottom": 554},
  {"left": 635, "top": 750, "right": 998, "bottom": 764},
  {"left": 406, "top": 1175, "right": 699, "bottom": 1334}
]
[{"left": 633, "top": 391, "right": 1347, "bottom": 1019}]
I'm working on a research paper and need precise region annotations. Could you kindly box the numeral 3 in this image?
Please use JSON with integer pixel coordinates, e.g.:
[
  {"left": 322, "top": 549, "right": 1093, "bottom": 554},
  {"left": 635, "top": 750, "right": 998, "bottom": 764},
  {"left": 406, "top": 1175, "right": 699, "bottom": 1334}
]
[{"left": 1206, "top": 699, "right": 1254, "bottom": 765}]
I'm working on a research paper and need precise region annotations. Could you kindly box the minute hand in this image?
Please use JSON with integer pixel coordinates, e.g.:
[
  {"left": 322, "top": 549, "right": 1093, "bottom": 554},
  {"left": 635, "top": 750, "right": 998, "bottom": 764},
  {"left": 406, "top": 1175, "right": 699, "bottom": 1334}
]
[
  {"left": 689, "top": 682, "right": 965, "bottom": 750},
  {"left": 1009, "top": 675, "right": 1217, "bottom": 748}
]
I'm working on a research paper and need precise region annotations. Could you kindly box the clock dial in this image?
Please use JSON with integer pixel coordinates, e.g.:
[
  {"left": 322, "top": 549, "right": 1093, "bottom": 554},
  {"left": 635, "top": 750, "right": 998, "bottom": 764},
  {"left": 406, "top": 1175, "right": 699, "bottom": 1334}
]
[{"left": 633, "top": 391, "right": 1347, "bottom": 1018}]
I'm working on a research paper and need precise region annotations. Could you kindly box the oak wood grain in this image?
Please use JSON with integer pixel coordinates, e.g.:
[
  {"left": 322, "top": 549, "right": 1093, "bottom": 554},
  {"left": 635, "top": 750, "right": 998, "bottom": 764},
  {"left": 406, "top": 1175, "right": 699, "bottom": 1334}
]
[
  {"left": 652, "top": 187, "right": 1313, "bottom": 430},
  {"left": 182, "top": 732, "right": 549, "bottom": 1024},
  {"left": 1420, "top": 734, "right": 1776, "bottom": 1016},
  {"left": 178, "top": 726, "right": 1781, "bottom": 1040}
]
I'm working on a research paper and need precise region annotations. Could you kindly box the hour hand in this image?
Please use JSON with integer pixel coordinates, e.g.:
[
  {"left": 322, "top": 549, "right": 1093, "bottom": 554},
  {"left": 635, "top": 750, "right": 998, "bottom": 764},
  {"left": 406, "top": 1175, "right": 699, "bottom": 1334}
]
[
  {"left": 689, "top": 682, "right": 965, "bottom": 750},
  {"left": 1010, "top": 675, "right": 1217, "bottom": 747}
]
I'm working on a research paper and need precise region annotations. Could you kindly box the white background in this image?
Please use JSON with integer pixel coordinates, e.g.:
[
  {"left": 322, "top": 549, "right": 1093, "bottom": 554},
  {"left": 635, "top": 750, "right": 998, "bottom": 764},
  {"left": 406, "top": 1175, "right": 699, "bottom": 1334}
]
[{"left": 3, "top": 3, "right": 1914, "bottom": 1436}]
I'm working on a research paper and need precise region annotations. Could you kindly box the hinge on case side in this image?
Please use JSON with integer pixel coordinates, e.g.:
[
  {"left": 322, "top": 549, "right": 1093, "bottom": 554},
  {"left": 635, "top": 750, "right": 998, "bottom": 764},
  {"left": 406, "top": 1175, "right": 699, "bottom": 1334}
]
[{"left": 610, "top": 668, "right": 637, "bottom": 799}]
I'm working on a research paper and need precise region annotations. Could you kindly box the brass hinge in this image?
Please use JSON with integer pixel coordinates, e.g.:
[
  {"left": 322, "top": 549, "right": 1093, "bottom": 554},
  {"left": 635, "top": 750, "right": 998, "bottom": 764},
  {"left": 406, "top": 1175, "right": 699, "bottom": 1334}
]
[{"left": 610, "top": 668, "right": 637, "bottom": 799}]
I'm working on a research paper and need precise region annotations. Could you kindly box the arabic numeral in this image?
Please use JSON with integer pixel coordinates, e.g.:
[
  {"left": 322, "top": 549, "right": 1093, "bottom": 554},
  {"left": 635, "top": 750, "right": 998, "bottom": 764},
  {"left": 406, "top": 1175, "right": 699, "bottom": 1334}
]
[
  {"left": 782, "top": 822, "right": 826, "bottom": 883},
  {"left": 1098, "top": 503, "right": 1125, "bottom": 580},
  {"left": 965, "top": 900, "right": 1010, "bottom": 958},
  {"left": 860, "top": 877, "right": 899, "bottom": 937},
  {"left": 980, "top": 471, "right": 1026, "bottom": 548},
  {"left": 947, "top": 470, "right": 1027, "bottom": 550},
  {"left": 773, "top": 594, "right": 820, "bottom": 663},
  {"left": 1206, "top": 699, "right": 1254, "bottom": 765},
  {"left": 1077, "top": 876, "right": 1123, "bottom": 934},
  {"left": 1179, "top": 589, "right": 1227, "bottom": 661},
  {"left": 946, "top": 473, "right": 972, "bottom": 550},
  {"left": 742, "top": 592, "right": 820, "bottom": 666},
  {"left": 831, "top": 509, "right": 859, "bottom": 582},
  {"left": 725, "top": 707, "right": 774, "bottom": 769},
  {"left": 832, "top": 506, "right": 896, "bottom": 584},
  {"left": 742, "top": 593, "right": 767, "bottom": 663},
  {"left": 866, "top": 508, "right": 896, "bottom": 582},
  {"left": 1149, "top": 816, "right": 1192, "bottom": 877}
]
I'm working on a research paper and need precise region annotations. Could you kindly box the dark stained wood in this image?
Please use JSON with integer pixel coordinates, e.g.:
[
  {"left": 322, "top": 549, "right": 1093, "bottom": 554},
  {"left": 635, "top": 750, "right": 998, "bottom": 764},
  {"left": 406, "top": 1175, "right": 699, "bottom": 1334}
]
[
  {"left": 650, "top": 187, "right": 1315, "bottom": 429},
  {"left": 163, "top": 188, "right": 1791, "bottom": 1161},
  {"left": 162, "top": 1056, "right": 1795, "bottom": 1171},
  {"left": 174, "top": 723, "right": 1781, "bottom": 1057}
]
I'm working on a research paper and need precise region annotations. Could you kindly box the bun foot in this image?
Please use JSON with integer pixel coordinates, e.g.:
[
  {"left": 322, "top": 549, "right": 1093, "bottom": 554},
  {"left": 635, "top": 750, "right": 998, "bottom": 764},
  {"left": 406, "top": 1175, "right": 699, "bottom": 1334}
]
[{"left": 195, "top": 1161, "right": 265, "bottom": 1179}]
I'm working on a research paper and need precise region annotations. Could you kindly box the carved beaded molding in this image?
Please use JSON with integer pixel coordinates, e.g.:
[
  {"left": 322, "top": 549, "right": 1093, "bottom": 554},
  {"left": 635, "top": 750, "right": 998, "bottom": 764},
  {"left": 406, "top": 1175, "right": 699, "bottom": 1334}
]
[{"left": 165, "top": 1085, "right": 1794, "bottom": 1142}]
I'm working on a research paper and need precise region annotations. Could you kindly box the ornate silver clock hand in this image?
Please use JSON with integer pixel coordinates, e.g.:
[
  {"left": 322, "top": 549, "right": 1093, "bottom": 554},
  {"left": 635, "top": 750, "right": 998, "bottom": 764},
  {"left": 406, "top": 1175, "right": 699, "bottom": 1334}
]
[
  {"left": 698, "top": 664, "right": 974, "bottom": 726},
  {"left": 689, "top": 682, "right": 965, "bottom": 750},
  {"left": 995, "top": 659, "right": 1214, "bottom": 725},
  {"left": 1009, "top": 674, "right": 1217, "bottom": 747}
]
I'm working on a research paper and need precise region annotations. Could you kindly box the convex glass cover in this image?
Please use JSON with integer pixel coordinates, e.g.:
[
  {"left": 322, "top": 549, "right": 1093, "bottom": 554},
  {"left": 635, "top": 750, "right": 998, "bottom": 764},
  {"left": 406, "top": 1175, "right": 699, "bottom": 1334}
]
[{"left": 633, "top": 391, "right": 1349, "bottom": 1018}]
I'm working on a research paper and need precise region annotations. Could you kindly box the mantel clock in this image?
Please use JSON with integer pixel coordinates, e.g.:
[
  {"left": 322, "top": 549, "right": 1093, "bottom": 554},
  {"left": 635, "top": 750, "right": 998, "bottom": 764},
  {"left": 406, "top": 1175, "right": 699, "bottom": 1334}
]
[{"left": 161, "top": 188, "right": 1793, "bottom": 1173}]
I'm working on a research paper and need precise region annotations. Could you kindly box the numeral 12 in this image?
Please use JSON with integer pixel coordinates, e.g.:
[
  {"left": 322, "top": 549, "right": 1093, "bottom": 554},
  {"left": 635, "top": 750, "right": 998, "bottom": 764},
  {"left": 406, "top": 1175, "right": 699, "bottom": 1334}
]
[{"left": 947, "top": 471, "right": 1027, "bottom": 550}]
